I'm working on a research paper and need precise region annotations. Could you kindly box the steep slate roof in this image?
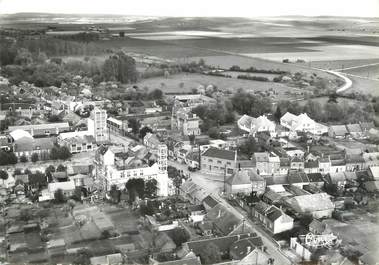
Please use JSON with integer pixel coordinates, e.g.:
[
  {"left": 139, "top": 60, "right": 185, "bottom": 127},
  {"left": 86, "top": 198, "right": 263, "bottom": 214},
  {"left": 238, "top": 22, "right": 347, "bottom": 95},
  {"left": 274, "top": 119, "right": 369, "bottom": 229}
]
[
  {"left": 202, "top": 147, "right": 235, "bottom": 161},
  {"left": 329, "top": 125, "right": 348, "bottom": 136},
  {"left": 202, "top": 195, "right": 219, "bottom": 209},
  {"left": 226, "top": 169, "right": 259, "bottom": 186},
  {"left": 288, "top": 171, "right": 309, "bottom": 184},
  {"left": 360, "top": 122, "right": 374, "bottom": 131},
  {"left": 307, "top": 173, "right": 324, "bottom": 183},
  {"left": 346, "top": 124, "right": 362, "bottom": 133},
  {"left": 206, "top": 204, "right": 241, "bottom": 235}
]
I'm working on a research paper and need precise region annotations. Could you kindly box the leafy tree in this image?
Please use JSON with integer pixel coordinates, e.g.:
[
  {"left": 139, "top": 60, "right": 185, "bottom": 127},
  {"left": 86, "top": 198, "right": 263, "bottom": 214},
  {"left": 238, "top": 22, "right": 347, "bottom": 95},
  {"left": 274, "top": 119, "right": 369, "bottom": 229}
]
[
  {"left": 102, "top": 52, "right": 138, "bottom": 83},
  {"left": 144, "top": 179, "right": 158, "bottom": 198},
  {"left": 29, "top": 171, "right": 47, "bottom": 189},
  {"left": 73, "top": 249, "right": 92, "bottom": 265},
  {"left": 139, "top": 126, "right": 153, "bottom": 139},
  {"left": 31, "top": 153, "right": 39, "bottom": 163},
  {"left": 238, "top": 136, "right": 260, "bottom": 158},
  {"left": 274, "top": 106, "right": 282, "bottom": 122},
  {"left": 19, "top": 155, "right": 28, "bottom": 163},
  {"left": 125, "top": 178, "right": 145, "bottom": 201},
  {"left": 199, "top": 243, "right": 222, "bottom": 264},
  {"left": 148, "top": 89, "right": 163, "bottom": 100},
  {"left": 0, "top": 151, "right": 17, "bottom": 165},
  {"left": 231, "top": 91, "right": 272, "bottom": 117},
  {"left": 189, "top": 134, "right": 195, "bottom": 145},
  {"left": 56, "top": 164, "right": 66, "bottom": 172},
  {"left": 54, "top": 189, "right": 67, "bottom": 203},
  {"left": 171, "top": 227, "right": 190, "bottom": 247},
  {"left": 45, "top": 165, "right": 55, "bottom": 182},
  {"left": 0, "top": 170, "right": 8, "bottom": 181},
  {"left": 109, "top": 184, "right": 121, "bottom": 204},
  {"left": 50, "top": 146, "right": 72, "bottom": 160},
  {"left": 128, "top": 118, "right": 140, "bottom": 135},
  {"left": 303, "top": 100, "right": 323, "bottom": 121},
  {"left": 14, "top": 48, "right": 33, "bottom": 65},
  {"left": 72, "top": 187, "right": 82, "bottom": 202}
]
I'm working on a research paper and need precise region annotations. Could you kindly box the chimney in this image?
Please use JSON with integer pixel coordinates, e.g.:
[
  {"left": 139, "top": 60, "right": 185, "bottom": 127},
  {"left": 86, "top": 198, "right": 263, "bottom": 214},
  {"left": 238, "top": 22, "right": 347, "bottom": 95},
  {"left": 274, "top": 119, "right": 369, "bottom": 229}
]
[{"left": 237, "top": 234, "right": 240, "bottom": 240}]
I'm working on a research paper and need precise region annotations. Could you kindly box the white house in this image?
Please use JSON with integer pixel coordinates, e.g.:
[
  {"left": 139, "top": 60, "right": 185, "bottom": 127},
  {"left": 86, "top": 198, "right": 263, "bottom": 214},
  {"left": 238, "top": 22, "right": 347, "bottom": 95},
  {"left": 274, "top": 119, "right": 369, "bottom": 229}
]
[
  {"left": 237, "top": 114, "right": 276, "bottom": 136},
  {"left": 280, "top": 112, "right": 327, "bottom": 135},
  {"left": 252, "top": 201, "right": 294, "bottom": 234}
]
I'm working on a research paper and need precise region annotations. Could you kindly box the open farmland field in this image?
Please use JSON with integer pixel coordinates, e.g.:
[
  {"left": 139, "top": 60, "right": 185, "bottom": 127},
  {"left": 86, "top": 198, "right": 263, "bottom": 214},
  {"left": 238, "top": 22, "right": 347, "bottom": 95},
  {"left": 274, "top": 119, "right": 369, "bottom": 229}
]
[
  {"left": 342, "top": 64, "right": 379, "bottom": 80},
  {"left": 242, "top": 44, "right": 379, "bottom": 63},
  {"left": 343, "top": 75, "right": 379, "bottom": 96},
  {"left": 96, "top": 38, "right": 224, "bottom": 58},
  {"left": 134, "top": 73, "right": 306, "bottom": 100},
  {"left": 296, "top": 58, "right": 379, "bottom": 70},
  {"left": 222, "top": 71, "right": 280, "bottom": 80}
]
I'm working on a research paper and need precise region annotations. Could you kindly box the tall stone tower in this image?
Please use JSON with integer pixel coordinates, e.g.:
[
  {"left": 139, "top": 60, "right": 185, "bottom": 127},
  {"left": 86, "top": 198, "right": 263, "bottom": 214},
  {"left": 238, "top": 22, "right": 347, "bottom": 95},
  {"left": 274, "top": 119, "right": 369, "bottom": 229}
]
[{"left": 157, "top": 144, "right": 168, "bottom": 173}]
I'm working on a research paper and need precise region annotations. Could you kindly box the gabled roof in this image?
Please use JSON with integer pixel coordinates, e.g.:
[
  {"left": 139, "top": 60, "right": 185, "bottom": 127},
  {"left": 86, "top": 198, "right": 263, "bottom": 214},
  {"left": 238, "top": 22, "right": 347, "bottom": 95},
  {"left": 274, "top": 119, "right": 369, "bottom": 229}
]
[
  {"left": 9, "top": 129, "right": 33, "bottom": 141},
  {"left": 202, "top": 195, "right": 219, "bottom": 208},
  {"left": 288, "top": 171, "right": 309, "bottom": 184},
  {"left": 289, "top": 193, "right": 334, "bottom": 212},
  {"left": 329, "top": 125, "right": 348, "bottom": 136},
  {"left": 346, "top": 123, "right": 362, "bottom": 133},
  {"left": 226, "top": 169, "right": 258, "bottom": 186},
  {"left": 304, "top": 160, "right": 319, "bottom": 168},
  {"left": 206, "top": 204, "right": 240, "bottom": 235},
  {"left": 307, "top": 173, "right": 324, "bottom": 183},
  {"left": 202, "top": 147, "right": 235, "bottom": 161},
  {"left": 369, "top": 166, "right": 379, "bottom": 180},
  {"left": 360, "top": 122, "right": 374, "bottom": 131}
]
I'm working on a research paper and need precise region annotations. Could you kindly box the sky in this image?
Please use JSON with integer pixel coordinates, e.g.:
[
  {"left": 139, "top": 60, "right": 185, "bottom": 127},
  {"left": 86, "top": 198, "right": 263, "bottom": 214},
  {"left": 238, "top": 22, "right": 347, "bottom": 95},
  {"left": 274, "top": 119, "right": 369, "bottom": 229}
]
[{"left": 0, "top": 0, "right": 378, "bottom": 17}]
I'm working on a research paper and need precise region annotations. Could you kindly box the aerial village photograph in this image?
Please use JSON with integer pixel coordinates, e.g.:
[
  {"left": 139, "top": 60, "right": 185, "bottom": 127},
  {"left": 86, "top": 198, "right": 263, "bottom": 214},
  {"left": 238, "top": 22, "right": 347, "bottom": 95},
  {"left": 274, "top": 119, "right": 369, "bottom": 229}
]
[{"left": 0, "top": 0, "right": 378, "bottom": 264}]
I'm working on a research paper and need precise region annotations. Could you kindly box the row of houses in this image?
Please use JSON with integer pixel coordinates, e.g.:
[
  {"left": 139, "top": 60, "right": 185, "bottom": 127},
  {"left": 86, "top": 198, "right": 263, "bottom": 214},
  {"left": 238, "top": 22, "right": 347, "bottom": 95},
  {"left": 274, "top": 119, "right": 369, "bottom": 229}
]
[
  {"left": 328, "top": 122, "right": 375, "bottom": 139},
  {"left": 238, "top": 112, "right": 376, "bottom": 141}
]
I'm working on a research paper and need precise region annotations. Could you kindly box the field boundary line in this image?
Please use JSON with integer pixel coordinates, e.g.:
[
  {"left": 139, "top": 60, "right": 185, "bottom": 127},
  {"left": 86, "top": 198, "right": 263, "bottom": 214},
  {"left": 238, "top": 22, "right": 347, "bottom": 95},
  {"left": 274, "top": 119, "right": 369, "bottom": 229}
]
[{"left": 334, "top": 62, "right": 379, "bottom": 71}]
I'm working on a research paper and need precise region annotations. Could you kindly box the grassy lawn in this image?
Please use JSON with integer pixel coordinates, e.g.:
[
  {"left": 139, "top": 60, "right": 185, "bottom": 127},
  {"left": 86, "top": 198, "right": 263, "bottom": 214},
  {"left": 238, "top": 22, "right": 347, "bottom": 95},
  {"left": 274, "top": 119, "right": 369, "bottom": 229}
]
[
  {"left": 345, "top": 75, "right": 379, "bottom": 96},
  {"left": 135, "top": 73, "right": 306, "bottom": 101},
  {"left": 105, "top": 207, "right": 140, "bottom": 235}
]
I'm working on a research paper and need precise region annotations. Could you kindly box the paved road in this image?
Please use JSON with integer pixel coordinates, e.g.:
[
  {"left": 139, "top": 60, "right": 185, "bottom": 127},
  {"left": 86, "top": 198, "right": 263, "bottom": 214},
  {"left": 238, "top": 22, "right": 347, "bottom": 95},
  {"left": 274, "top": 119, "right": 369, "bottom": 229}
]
[{"left": 168, "top": 159, "right": 293, "bottom": 265}]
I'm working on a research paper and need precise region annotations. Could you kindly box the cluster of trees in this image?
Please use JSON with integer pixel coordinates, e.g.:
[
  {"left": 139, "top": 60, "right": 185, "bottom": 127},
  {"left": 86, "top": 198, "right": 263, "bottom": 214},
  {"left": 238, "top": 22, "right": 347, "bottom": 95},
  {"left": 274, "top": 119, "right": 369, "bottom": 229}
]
[
  {"left": 237, "top": 75, "right": 269, "bottom": 82},
  {"left": 275, "top": 97, "right": 377, "bottom": 124},
  {"left": 1, "top": 41, "right": 138, "bottom": 88},
  {"left": 0, "top": 151, "right": 17, "bottom": 165},
  {"left": 237, "top": 136, "right": 266, "bottom": 158},
  {"left": 231, "top": 90, "right": 272, "bottom": 117},
  {"left": 101, "top": 52, "right": 138, "bottom": 83},
  {"left": 50, "top": 145, "right": 72, "bottom": 160},
  {"left": 229, "top": 65, "right": 287, "bottom": 75},
  {"left": 0, "top": 36, "right": 102, "bottom": 66},
  {"left": 192, "top": 101, "right": 235, "bottom": 138},
  {"left": 108, "top": 178, "right": 159, "bottom": 204}
]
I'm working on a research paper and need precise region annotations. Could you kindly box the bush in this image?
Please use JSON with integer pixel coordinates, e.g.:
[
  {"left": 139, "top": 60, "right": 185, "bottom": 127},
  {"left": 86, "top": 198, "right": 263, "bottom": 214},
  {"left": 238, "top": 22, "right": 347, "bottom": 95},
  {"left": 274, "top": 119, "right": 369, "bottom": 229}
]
[
  {"left": 20, "top": 155, "right": 28, "bottom": 163},
  {"left": 31, "top": 153, "right": 39, "bottom": 163},
  {"left": 237, "top": 75, "right": 269, "bottom": 82},
  {"left": 0, "top": 151, "right": 18, "bottom": 165}
]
